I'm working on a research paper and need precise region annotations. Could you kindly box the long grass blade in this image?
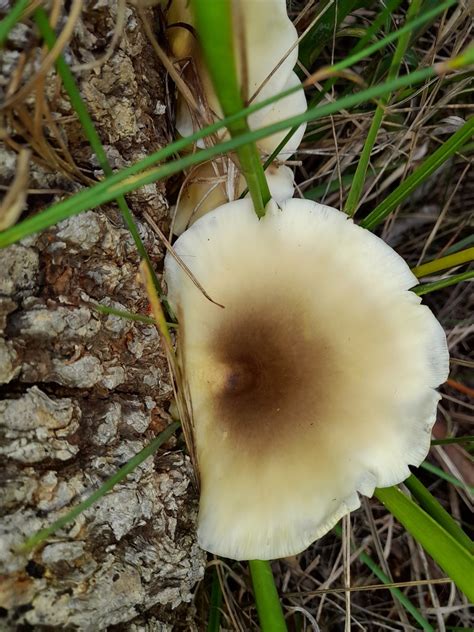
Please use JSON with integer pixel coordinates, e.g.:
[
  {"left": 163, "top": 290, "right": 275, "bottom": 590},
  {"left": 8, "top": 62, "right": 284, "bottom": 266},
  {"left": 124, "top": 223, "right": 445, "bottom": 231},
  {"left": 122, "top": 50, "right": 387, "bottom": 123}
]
[
  {"left": 446, "top": 234, "right": 474, "bottom": 254},
  {"left": 0, "top": 0, "right": 29, "bottom": 47},
  {"left": 431, "top": 436, "right": 474, "bottom": 447},
  {"left": 344, "top": 0, "right": 422, "bottom": 217},
  {"left": 404, "top": 475, "right": 473, "bottom": 553},
  {"left": 414, "top": 270, "right": 473, "bottom": 296},
  {"left": 33, "top": 7, "right": 164, "bottom": 296},
  {"left": 361, "top": 117, "right": 474, "bottom": 230},
  {"left": 191, "top": 0, "right": 270, "bottom": 216},
  {"left": 21, "top": 420, "right": 181, "bottom": 551},
  {"left": 356, "top": 551, "right": 434, "bottom": 631},
  {"left": 260, "top": 0, "right": 455, "bottom": 172},
  {"left": 332, "top": 524, "right": 434, "bottom": 631},
  {"left": 375, "top": 486, "right": 474, "bottom": 601},
  {"left": 192, "top": 4, "right": 285, "bottom": 626},
  {"left": 2, "top": 59, "right": 468, "bottom": 248},
  {"left": 92, "top": 304, "right": 158, "bottom": 326},
  {"left": 2, "top": 20, "right": 470, "bottom": 248},
  {"left": 420, "top": 461, "right": 474, "bottom": 493},
  {"left": 207, "top": 567, "right": 223, "bottom": 632},
  {"left": 412, "top": 247, "right": 474, "bottom": 277},
  {"left": 249, "top": 560, "right": 287, "bottom": 632},
  {"left": 92, "top": 303, "right": 177, "bottom": 327}
]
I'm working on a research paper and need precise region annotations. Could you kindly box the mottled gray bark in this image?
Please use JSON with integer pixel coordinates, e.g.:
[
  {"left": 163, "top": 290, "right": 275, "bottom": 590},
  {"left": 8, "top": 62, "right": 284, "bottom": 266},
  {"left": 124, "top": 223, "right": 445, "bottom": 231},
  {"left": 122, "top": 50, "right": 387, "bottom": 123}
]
[{"left": 0, "top": 3, "right": 205, "bottom": 629}]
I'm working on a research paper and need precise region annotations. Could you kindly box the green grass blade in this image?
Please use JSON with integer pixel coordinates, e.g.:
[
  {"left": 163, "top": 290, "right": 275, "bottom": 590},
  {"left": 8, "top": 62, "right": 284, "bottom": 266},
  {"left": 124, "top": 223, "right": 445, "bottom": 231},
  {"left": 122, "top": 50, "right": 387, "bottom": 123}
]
[
  {"left": 350, "top": 0, "right": 405, "bottom": 53},
  {"left": 0, "top": 0, "right": 29, "bottom": 47},
  {"left": 298, "top": 0, "right": 359, "bottom": 71},
  {"left": 261, "top": 0, "right": 454, "bottom": 173},
  {"left": 308, "top": 0, "right": 456, "bottom": 92},
  {"left": 375, "top": 486, "right": 474, "bottom": 601},
  {"left": 357, "top": 550, "right": 434, "bottom": 631},
  {"left": 358, "top": 551, "right": 435, "bottom": 631},
  {"left": 249, "top": 560, "right": 287, "bottom": 632},
  {"left": 304, "top": 173, "right": 355, "bottom": 200},
  {"left": 420, "top": 461, "right": 474, "bottom": 493},
  {"left": 33, "top": 7, "right": 164, "bottom": 296},
  {"left": 3, "top": 27, "right": 471, "bottom": 249},
  {"left": 412, "top": 247, "right": 474, "bottom": 277},
  {"left": 34, "top": 8, "right": 109, "bottom": 173},
  {"left": 91, "top": 303, "right": 172, "bottom": 326},
  {"left": 404, "top": 475, "right": 474, "bottom": 553},
  {"left": 431, "top": 436, "right": 474, "bottom": 447},
  {"left": 361, "top": 117, "right": 474, "bottom": 230},
  {"left": 21, "top": 420, "right": 181, "bottom": 551},
  {"left": 446, "top": 235, "right": 474, "bottom": 254},
  {"left": 414, "top": 270, "right": 474, "bottom": 296},
  {"left": 191, "top": 0, "right": 270, "bottom": 216},
  {"left": 1, "top": 61, "right": 459, "bottom": 248},
  {"left": 344, "top": 0, "right": 423, "bottom": 217},
  {"left": 207, "top": 567, "right": 223, "bottom": 632},
  {"left": 344, "top": 104, "right": 385, "bottom": 215},
  {"left": 333, "top": 523, "right": 435, "bottom": 631}
]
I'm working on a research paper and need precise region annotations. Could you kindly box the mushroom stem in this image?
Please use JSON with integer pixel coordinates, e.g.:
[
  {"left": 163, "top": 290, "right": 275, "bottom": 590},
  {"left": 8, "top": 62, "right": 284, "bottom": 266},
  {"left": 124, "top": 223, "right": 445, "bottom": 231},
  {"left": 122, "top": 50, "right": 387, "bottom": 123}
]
[{"left": 191, "top": 0, "right": 271, "bottom": 217}]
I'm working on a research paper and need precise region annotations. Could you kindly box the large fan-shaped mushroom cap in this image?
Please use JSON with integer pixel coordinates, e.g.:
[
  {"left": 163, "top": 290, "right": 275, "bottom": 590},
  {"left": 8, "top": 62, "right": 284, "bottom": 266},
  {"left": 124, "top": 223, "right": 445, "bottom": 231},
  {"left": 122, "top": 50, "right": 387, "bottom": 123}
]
[{"left": 165, "top": 198, "right": 449, "bottom": 560}]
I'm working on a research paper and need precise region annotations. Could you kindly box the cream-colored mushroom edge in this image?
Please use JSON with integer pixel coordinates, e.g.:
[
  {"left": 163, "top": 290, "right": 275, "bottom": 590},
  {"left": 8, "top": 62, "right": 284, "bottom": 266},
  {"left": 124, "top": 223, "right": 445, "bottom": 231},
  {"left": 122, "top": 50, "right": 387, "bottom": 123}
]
[{"left": 164, "top": 199, "right": 449, "bottom": 561}]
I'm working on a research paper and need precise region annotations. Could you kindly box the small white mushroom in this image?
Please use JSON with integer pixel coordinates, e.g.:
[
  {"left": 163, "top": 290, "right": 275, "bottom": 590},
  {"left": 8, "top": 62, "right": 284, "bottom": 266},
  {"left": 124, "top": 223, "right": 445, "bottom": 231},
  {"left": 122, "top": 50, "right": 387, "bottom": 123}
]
[
  {"left": 248, "top": 71, "right": 307, "bottom": 159},
  {"left": 168, "top": 0, "right": 306, "bottom": 227},
  {"left": 170, "top": 0, "right": 304, "bottom": 157},
  {"left": 165, "top": 198, "right": 449, "bottom": 561},
  {"left": 236, "top": 0, "right": 299, "bottom": 102},
  {"left": 172, "top": 162, "right": 295, "bottom": 235},
  {"left": 169, "top": 0, "right": 298, "bottom": 102}
]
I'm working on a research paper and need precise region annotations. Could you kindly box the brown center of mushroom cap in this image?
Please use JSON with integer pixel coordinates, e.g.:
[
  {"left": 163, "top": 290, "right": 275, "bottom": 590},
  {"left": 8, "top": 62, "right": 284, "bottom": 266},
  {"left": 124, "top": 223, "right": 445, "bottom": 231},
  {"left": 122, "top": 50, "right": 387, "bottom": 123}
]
[
  {"left": 207, "top": 300, "right": 332, "bottom": 452},
  {"left": 221, "top": 360, "right": 260, "bottom": 396}
]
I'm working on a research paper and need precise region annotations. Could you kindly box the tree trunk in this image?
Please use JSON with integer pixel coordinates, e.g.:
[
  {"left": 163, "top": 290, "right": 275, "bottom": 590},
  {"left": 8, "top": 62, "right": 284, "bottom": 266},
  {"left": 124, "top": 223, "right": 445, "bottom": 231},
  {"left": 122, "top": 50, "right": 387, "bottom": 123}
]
[{"left": 0, "top": 3, "right": 205, "bottom": 629}]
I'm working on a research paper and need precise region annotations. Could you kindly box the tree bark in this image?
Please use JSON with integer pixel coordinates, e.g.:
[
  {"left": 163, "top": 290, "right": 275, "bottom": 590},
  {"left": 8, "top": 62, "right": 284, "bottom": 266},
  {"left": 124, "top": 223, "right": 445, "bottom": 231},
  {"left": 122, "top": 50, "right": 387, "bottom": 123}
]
[{"left": 0, "top": 3, "right": 205, "bottom": 629}]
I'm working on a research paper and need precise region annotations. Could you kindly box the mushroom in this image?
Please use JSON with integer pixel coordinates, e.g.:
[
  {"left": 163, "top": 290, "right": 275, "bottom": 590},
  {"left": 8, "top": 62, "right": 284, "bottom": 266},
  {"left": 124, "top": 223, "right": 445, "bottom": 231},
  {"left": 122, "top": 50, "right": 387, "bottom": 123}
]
[
  {"left": 175, "top": 69, "right": 307, "bottom": 158},
  {"left": 230, "top": 0, "right": 299, "bottom": 102},
  {"left": 170, "top": 0, "right": 306, "bottom": 156},
  {"left": 165, "top": 198, "right": 449, "bottom": 561},
  {"left": 172, "top": 161, "right": 295, "bottom": 235},
  {"left": 169, "top": 0, "right": 306, "bottom": 229},
  {"left": 169, "top": 0, "right": 298, "bottom": 113},
  {"left": 167, "top": 0, "right": 194, "bottom": 59},
  {"left": 248, "top": 71, "right": 307, "bottom": 159}
]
